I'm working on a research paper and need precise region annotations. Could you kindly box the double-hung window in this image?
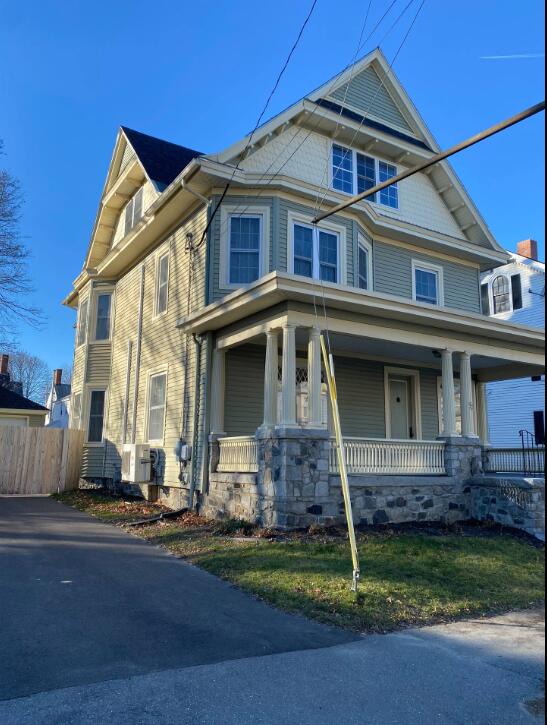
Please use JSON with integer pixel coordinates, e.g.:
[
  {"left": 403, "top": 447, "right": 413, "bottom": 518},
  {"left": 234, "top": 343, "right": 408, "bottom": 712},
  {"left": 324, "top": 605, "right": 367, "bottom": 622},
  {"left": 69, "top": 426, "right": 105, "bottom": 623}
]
[
  {"left": 292, "top": 222, "right": 340, "bottom": 283},
  {"left": 87, "top": 390, "right": 106, "bottom": 443},
  {"left": 147, "top": 372, "right": 167, "bottom": 443},
  {"left": 95, "top": 293, "right": 112, "bottom": 341},
  {"left": 156, "top": 252, "right": 169, "bottom": 316},
  {"left": 332, "top": 144, "right": 399, "bottom": 209},
  {"left": 358, "top": 237, "right": 372, "bottom": 290},
  {"left": 77, "top": 298, "right": 89, "bottom": 347},
  {"left": 124, "top": 187, "right": 144, "bottom": 236},
  {"left": 413, "top": 261, "right": 443, "bottom": 306},
  {"left": 492, "top": 275, "right": 511, "bottom": 314},
  {"left": 229, "top": 215, "right": 261, "bottom": 285}
]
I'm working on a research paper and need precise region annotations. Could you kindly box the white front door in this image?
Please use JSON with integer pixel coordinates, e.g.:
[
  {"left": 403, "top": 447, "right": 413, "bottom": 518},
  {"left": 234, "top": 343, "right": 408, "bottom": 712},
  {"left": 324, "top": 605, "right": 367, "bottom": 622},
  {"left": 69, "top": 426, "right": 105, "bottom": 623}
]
[{"left": 389, "top": 379, "right": 410, "bottom": 439}]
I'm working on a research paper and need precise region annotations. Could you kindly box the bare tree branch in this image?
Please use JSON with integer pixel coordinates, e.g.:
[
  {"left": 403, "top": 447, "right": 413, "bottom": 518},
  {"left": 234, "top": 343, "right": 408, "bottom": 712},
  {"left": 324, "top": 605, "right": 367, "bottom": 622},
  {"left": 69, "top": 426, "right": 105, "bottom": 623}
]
[{"left": 8, "top": 350, "right": 51, "bottom": 403}]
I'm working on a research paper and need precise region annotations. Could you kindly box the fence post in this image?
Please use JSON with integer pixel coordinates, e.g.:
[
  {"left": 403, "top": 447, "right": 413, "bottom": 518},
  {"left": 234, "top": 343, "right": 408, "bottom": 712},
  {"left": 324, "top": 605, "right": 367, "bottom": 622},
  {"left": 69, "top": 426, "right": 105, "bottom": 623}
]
[{"left": 58, "top": 429, "right": 70, "bottom": 493}]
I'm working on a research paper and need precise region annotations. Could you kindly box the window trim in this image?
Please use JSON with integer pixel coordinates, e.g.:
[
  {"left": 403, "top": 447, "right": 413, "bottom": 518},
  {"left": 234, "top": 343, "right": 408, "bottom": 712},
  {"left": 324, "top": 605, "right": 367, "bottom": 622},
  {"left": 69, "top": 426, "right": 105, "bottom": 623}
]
[
  {"left": 76, "top": 297, "right": 90, "bottom": 347},
  {"left": 411, "top": 259, "right": 445, "bottom": 307},
  {"left": 357, "top": 234, "right": 373, "bottom": 291},
  {"left": 287, "top": 211, "right": 347, "bottom": 286},
  {"left": 219, "top": 205, "right": 271, "bottom": 290},
  {"left": 145, "top": 369, "right": 168, "bottom": 445},
  {"left": 330, "top": 142, "right": 400, "bottom": 210},
  {"left": 124, "top": 186, "right": 144, "bottom": 236},
  {"left": 84, "top": 387, "right": 107, "bottom": 446},
  {"left": 154, "top": 249, "right": 170, "bottom": 318}
]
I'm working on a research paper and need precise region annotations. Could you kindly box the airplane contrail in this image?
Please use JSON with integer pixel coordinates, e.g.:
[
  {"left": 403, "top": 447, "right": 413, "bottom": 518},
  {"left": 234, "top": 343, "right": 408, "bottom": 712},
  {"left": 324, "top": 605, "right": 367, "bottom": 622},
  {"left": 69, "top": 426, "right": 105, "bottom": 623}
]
[{"left": 481, "top": 53, "right": 545, "bottom": 60}]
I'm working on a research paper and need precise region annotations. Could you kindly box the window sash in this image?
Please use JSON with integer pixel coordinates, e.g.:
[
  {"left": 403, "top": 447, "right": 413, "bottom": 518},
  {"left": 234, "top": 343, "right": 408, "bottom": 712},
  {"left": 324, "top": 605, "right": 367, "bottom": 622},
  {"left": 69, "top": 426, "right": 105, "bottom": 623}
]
[
  {"left": 358, "top": 244, "right": 369, "bottom": 290},
  {"left": 95, "top": 294, "right": 112, "bottom": 341},
  {"left": 331, "top": 144, "right": 398, "bottom": 208},
  {"left": 229, "top": 215, "right": 261, "bottom": 285},
  {"left": 293, "top": 223, "right": 339, "bottom": 283},
  {"left": 415, "top": 268, "right": 439, "bottom": 305},
  {"left": 77, "top": 299, "right": 88, "bottom": 346},
  {"left": 156, "top": 253, "right": 169, "bottom": 315},
  {"left": 87, "top": 390, "right": 105, "bottom": 443},
  {"left": 493, "top": 276, "right": 511, "bottom": 313},
  {"left": 124, "top": 188, "right": 144, "bottom": 236},
  {"left": 148, "top": 373, "right": 167, "bottom": 441}
]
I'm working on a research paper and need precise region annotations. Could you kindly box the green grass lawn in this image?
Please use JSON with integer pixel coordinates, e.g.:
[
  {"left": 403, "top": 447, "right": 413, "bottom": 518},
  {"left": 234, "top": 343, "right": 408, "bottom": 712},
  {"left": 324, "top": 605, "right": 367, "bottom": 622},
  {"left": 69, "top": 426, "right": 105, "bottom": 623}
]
[{"left": 55, "top": 490, "right": 545, "bottom": 633}]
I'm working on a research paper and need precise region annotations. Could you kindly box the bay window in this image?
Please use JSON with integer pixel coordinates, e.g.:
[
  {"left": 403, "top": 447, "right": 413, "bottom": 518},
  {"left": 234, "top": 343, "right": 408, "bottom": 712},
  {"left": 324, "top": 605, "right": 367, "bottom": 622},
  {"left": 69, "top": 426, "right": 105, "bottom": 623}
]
[
  {"left": 94, "top": 293, "right": 112, "bottom": 341},
  {"left": 358, "top": 236, "right": 372, "bottom": 290},
  {"left": 291, "top": 220, "right": 341, "bottom": 284},
  {"left": 77, "top": 298, "right": 89, "bottom": 347},
  {"left": 87, "top": 390, "right": 106, "bottom": 444}
]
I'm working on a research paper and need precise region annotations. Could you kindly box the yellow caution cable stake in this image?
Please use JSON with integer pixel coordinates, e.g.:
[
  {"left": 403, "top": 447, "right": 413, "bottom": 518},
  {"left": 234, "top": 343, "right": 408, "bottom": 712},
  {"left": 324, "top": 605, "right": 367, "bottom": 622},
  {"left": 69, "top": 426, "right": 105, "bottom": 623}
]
[{"left": 320, "top": 334, "right": 360, "bottom": 592}]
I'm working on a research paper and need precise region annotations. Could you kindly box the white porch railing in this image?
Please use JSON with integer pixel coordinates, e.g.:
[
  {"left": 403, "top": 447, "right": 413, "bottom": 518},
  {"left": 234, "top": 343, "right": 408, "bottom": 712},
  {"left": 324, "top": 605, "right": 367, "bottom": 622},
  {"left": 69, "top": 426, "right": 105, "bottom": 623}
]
[
  {"left": 484, "top": 447, "right": 545, "bottom": 475},
  {"left": 329, "top": 438, "right": 446, "bottom": 475},
  {"left": 217, "top": 436, "right": 259, "bottom": 473}
]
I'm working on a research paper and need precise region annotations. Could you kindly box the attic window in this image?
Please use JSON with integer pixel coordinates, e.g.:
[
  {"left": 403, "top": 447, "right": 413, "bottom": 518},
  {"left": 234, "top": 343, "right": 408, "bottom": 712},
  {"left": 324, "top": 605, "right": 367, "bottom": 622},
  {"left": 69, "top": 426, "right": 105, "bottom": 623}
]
[
  {"left": 331, "top": 143, "right": 399, "bottom": 209},
  {"left": 124, "top": 187, "right": 144, "bottom": 236}
]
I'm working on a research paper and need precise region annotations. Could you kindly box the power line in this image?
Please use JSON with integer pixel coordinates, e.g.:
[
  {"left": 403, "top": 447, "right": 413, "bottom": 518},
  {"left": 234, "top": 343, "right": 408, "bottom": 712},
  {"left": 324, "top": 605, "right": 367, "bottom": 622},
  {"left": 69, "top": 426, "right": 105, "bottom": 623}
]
[
  {"left": 312, "top": 100, "right": 546, "bottom": 223},
  {"left": 196, "top": 0, "right": 319, "bottom": 248}
]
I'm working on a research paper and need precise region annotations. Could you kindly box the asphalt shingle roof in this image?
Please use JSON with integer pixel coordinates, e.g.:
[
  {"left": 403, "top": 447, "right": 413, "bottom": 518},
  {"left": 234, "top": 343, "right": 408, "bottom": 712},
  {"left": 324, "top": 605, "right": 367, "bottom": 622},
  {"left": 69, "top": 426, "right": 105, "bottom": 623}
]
[
  {"left": 0, "top": 386, "right": 48, "bottom": 412},
  {"left": 121, "top": 127, "right": 203, "bottom": 191}
]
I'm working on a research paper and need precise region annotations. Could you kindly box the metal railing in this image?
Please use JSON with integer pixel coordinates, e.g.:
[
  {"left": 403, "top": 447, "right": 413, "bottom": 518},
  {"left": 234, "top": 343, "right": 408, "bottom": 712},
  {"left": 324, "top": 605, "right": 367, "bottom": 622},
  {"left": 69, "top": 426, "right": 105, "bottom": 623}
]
[
  {"left": 485, "top": 443, "right": 545, "bottom": 475},
  {"left": 329, "top": 438, "right": 446, "bottom": 475},
  {"left": 217, "top": 436, "right": 259, "bottom": 473}
]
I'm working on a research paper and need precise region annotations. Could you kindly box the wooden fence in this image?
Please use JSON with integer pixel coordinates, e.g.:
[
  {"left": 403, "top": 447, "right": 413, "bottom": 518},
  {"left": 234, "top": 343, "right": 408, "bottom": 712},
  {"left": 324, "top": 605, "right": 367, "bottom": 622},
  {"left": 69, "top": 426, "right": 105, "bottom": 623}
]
[{"left": 0, "top": 427, "right": 84, "bottom": 495}]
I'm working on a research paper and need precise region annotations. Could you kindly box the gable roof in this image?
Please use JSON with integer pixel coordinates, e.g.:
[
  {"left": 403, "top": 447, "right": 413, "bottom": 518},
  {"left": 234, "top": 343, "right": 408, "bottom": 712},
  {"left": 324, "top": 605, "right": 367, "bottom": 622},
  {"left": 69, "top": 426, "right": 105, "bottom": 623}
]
[
  {"left": 53, "top": 383, "right": 72, "bottom": 400},
  {"left": 121, "top": 127, "right": 203, "bottom": 191},
  {"left": 0, "top": 386, "right": 48, "bottom": 412}
]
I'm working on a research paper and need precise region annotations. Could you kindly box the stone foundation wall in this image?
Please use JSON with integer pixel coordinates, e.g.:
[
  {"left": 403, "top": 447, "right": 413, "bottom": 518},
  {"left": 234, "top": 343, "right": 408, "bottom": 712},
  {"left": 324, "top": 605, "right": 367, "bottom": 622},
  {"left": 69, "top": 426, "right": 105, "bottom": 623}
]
[
  {"left": 202, "top": 473, "right": 261, "bottom": 522},
  {"left": 470, "top": 477, "right": 545, "bottom": 541}
]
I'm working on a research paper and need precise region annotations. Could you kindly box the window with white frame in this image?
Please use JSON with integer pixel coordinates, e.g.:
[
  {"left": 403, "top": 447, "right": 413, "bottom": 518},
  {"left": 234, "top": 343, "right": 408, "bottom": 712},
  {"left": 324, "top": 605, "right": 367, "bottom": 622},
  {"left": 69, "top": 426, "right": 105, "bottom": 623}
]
[
  {"left": 94, "top": 293, "right": 112, "bottom": 341},
  {"left": 124, "top": 187, "right": 144, "bottom": 236},
  {"left": 292, "top": 222, "right": 340, "bottom": 283},
  {"left": 87, "top": 390, "right": 106, "bottom": 443},
  {"left": 72, "top": 392, "right": 82, "bottom": 430},
  {"left": 229, "top": 215, "right": 261, "bottom": 285},
  {"left": 147, "top": 372, "right": 167, "bottom": 442},
  {"left": 332, "top": 143, "right": 399, "bottom": 209},
  {"left": 492, "top": 275, "right": 511, "bottom": 314},
  {"left": 156, "top": 252, "right": 169, "bottom": 316},
  {"left": 77, "top": 298, "right": 89, "bottom": 347},
  {"left": 413, "top": 261, "right": 444, "bottom": 306},
  {"left": 357, "top": 236, "right": 372, "bottom": 290}
]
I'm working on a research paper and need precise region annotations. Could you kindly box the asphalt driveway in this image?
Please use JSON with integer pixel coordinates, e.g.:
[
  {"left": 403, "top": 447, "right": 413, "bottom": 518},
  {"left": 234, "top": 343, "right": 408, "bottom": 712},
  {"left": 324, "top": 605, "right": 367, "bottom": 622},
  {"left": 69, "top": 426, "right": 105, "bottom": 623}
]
[
  {"left": 0, "top": 496, "right": 355, "bottom": 700},
  {"left": 0, "top": 496, "right": 544, "bottom": 724}
]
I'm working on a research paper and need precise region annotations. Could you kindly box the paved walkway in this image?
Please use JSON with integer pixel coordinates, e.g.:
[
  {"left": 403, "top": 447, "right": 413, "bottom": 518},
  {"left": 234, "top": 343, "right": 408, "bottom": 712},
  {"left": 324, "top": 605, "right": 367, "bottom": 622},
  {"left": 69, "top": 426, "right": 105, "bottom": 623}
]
[{"left": 0, "top": 496, "right": 544, "bottom": 724}]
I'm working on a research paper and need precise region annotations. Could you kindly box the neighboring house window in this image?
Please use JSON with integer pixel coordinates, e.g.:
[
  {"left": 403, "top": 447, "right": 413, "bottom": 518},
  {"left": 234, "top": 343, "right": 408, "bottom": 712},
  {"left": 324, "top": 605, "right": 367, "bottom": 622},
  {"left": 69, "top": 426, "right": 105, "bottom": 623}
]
[
  {"left": 156, "top": 252, "right": 169, "bottom": 316},
  {"left": 77, "top": 298, "right": 89, "bottom": 347},
  {"left": 331, "top": 143, "right": 399, "bottom": 209},
  {"left": 492, "top": 275, "right": 511, "bottom": 313},
  {"left": 72, "top": 393, "right": 82, "bottom": 429},
  {"left": 481, "top": 283, "right": 491, "bottom": 315},
  {"left": 229, "top": 215, "right": 261, "bottom": 285},
  {"left": 413, "top": 261, "right": 444, "bottom": 306},
  {"left": 95, "top": 293, "right": 112, "bottom": 341},
  {"left": 534, "top": 410, "right": 545, "bottom": 445},
  {"left": 378, "top": 162, "right": 399, "bottom": 208},
  {"left": 332, "top": 144, "right": 354, "bottom": 194},
  {"left": 87, "top": 390, "right": 105, "bottom": 443},
  {"left": 511, "top": 274, "right": 523, "bottom": 310},
  {"left": 358, "top": 236, "right": 372, "bottom": 290},
  {"left": 147, "top": 372, "right": 167, "bottom": 442},
  {"left": 292, "top": 222, "right": 340, "bottom": 283},
  {"left": 124, "top": 187, "right": 144, "bottom": 236}
]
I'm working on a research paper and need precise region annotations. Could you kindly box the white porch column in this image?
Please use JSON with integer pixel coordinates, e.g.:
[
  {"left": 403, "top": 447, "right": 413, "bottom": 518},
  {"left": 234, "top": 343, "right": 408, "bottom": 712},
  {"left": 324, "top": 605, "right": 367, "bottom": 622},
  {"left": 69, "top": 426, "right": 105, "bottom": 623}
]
[
  {"left": 476, "top": 382, "right": 491, "bottom": 446},
  {"left": 441, "top": 349, "right": 458, "bottom": 437},
  {"left": 263, "top": 330, "right": 279, "bottom": 427},
  {"left": 308, "top": 327, "right": 322, "bottom": 428},
  {"left": 459, "top": 351, "right": 477, "bottom": 437},
  {"left": 281, "top": 323, "right": 297, "bottom": 426},
  {"left": 210, "top": 348, "right": 226, "bottom": 435}
]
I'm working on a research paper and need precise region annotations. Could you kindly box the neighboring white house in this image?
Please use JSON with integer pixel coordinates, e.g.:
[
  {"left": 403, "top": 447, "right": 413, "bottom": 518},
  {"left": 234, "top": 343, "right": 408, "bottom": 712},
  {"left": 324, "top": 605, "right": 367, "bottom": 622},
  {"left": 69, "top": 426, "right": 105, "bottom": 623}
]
[
  {"left": 481, "top": 239, "right": 545, "bottom": 447},
  {"left": 45, "top": 369, "right": 72, "bottom": 428}
]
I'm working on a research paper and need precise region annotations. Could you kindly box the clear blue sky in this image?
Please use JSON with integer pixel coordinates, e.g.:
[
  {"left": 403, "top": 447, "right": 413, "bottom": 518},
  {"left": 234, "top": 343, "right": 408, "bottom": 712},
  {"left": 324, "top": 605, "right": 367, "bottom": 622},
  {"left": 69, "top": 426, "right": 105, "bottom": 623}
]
[{"left": 1, "top": 0, "right": 545, "bottom": 370}]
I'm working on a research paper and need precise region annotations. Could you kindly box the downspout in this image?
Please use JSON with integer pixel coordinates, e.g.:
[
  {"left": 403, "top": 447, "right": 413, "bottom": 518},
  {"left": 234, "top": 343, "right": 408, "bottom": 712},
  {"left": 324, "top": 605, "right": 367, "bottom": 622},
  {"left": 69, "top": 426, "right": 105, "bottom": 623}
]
[
  {"left": 122, "top": 340, "right": 133, "bottom": 444},
  {"left": 199, "top": 332, "right": 214, "bottom": 500},
  {"left": 188, "top": 333, "right": 203, "bottom": 509},
  {"left": 131, "top": 265, "right": 146, "bottom": 444}
]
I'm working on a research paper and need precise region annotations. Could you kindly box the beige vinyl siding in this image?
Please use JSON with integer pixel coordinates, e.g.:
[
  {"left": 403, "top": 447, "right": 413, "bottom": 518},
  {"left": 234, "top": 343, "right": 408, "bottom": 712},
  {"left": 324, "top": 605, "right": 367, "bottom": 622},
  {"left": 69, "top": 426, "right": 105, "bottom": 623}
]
[
  {"left": 373, "top": 241, "right": 481, "bottom": 313},
  {"left": 224, "top": 345, "right": 265, "bottom": 436},
  {"left": 85, "top": 344, "right": 112, "bottom": 384},
  {"left": 119, "top": 142, "right": 136, "bottom": 177},
  {"left": 101, "top": 204, "right": 209, "bottom": 489},
  {"left": 328, "top": 66, "right": 413, "bottom": 132}
]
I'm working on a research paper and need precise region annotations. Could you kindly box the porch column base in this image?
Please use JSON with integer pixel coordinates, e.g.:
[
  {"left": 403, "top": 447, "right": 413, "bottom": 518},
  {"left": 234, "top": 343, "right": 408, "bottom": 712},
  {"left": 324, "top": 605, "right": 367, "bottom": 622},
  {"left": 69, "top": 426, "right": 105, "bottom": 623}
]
[
  {"left": 208, "top": 432, "right": 226, "bottom": 474},
  {"left": 440, "top": 436, "right": 483, "bottom": 480}
]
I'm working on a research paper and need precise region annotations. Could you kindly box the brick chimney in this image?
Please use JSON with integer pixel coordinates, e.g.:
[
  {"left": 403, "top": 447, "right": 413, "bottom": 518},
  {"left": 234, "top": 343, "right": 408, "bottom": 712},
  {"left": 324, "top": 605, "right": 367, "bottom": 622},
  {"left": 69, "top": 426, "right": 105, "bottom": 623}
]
[
  {"left": 54, "top": 369, "right": 63, "bottom": 386},
  {"left": 517, "top": 239, "right": 539, "bottom": 261},
  {"left": 0, "top": 354, "right": 8, "bottom": 375}
]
